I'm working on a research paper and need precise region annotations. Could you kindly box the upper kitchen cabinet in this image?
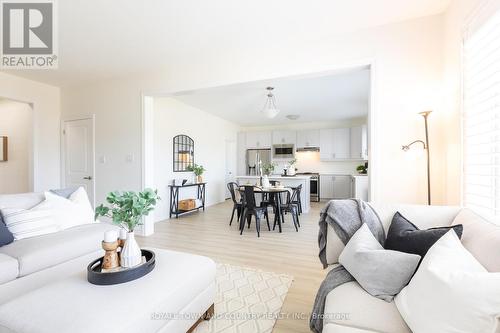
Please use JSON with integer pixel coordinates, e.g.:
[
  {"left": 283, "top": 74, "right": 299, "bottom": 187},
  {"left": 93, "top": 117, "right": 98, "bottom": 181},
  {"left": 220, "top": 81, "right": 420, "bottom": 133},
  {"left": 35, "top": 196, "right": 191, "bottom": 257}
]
[
  {"left": 272, "top": 130, "right": 296, "bottom": 145},
  {"left": 245, "top": 131, "right": 272, "bottom": 149},
  {"left": 319, "top": 128, "right": 350, "bottom": 160},
  {"left": 350, "top": 125, "right": 368, "bottom": 160},
  {"left": 296, "top": 130, "right": 320, "bottom": 148}
]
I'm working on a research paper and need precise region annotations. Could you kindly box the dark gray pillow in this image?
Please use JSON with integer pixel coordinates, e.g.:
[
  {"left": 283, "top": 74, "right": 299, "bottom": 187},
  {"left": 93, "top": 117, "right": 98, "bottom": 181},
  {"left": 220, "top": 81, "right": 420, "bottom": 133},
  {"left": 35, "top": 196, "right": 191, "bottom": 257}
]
[
  {"left": 384, "top": 212, "right": 463, "bottom": 258},
  {"left": 339, "top": 224, "right": 421, "bottom": 302},
  {"left": 0, "top": 212, "right": 14, "bottom": 247},
  {"left": 49, "top": 187, "right": 79, "bottom": 199}
]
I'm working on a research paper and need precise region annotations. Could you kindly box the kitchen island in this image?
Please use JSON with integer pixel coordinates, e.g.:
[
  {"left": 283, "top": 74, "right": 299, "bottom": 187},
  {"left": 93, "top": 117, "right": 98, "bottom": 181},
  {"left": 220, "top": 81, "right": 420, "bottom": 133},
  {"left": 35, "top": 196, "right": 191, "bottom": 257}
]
[{"left": 235, "top": 175, "right": 311, "bottom": 213}]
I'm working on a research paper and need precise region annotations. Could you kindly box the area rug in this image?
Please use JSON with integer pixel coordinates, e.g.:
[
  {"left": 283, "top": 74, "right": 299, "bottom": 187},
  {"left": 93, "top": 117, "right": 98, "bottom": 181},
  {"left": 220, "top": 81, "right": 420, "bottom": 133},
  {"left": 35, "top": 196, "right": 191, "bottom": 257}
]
[{"left": 194, "top": 263, "right": 293, "bottom": 333}]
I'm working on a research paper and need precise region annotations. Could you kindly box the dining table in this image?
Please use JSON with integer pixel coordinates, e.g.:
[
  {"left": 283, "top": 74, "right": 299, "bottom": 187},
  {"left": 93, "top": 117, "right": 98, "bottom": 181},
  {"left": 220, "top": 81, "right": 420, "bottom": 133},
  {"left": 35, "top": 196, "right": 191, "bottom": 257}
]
[{"left": 238, "top": 186, "right": 291, "bottom": 233}]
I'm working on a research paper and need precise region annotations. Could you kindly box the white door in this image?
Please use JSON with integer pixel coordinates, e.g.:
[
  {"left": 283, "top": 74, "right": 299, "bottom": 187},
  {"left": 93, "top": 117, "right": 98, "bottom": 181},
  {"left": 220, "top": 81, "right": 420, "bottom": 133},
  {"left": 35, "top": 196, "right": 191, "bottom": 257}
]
[
  {"left": 63, "top": 118, "right": 95, "bottom": 206},
  {"left": 225, "top": 140, "right": 237, "bottom": 198}
]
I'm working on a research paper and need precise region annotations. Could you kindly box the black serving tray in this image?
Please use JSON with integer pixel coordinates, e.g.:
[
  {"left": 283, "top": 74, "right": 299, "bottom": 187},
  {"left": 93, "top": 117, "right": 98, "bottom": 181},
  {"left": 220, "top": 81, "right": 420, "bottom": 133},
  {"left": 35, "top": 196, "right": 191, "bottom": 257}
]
[{"left": 87, "top": 249, "right": 155, "bottom": 285}]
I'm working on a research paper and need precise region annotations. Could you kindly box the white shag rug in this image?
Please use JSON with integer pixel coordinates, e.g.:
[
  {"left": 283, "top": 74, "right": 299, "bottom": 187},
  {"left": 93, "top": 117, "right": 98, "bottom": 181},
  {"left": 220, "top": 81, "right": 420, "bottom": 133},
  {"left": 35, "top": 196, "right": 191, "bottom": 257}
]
[{"left": 194, "top": 263, "right": 293, "bottom": 333}]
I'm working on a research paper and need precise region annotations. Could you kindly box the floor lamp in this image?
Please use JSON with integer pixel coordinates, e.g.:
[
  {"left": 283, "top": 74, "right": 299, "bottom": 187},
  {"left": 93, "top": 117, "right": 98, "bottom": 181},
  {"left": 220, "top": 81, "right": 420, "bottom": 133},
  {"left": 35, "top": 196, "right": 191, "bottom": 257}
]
[{"left": 402, "top": 111, "right": 432, "bottom": 205}]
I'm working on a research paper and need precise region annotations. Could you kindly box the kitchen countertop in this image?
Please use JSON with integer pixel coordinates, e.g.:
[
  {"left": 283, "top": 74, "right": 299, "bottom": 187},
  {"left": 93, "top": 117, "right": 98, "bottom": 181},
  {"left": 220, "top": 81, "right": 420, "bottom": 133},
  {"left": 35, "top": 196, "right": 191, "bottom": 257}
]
[{"left": 236, "top": 175, "right": 312, "bottom": 180}]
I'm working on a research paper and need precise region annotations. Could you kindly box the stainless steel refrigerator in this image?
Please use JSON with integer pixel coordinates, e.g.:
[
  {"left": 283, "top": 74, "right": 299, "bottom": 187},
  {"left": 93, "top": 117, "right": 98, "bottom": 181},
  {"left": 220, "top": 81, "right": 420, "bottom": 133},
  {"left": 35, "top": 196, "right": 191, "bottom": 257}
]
[{"left": 246, "top": 149, "right": 271, "bottom": 176}]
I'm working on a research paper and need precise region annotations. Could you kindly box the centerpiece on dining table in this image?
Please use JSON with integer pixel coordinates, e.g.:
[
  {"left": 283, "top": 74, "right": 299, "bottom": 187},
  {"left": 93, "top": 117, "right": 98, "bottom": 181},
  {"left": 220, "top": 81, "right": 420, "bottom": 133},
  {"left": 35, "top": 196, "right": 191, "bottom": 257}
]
[{"left": 261, "top": 162, "right": 276, "bottom": 188}]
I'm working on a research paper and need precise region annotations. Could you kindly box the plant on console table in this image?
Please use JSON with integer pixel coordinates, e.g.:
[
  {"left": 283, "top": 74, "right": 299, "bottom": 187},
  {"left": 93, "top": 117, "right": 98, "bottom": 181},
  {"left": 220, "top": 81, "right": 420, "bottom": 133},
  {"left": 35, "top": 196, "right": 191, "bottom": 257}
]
[
  {"left": 95, "top": 189, "right": 160, "bottom": 268},
  {"left": 187, "top": 163, "right": 205, "bottom": 183}
]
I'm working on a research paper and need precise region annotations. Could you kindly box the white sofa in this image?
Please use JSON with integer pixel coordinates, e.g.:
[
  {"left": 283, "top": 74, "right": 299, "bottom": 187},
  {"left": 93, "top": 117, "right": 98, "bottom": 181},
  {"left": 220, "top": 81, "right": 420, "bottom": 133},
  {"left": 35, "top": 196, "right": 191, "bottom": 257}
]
[
  {"left": 322, "top": 204, "right": 500, "bottom": 333},
  {"left": 0, "top": 191, "right": 217, "bottom": 333},
  {"left": 0, "top": 191, "right": 119, "bottom": 290}
]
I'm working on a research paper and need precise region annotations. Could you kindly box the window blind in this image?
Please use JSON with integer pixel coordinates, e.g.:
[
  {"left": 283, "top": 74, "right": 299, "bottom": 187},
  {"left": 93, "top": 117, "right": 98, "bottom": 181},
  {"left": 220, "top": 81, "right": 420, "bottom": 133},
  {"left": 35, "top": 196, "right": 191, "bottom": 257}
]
[{"left": 463, "top": 8, "right": 500, "bottom": 223}]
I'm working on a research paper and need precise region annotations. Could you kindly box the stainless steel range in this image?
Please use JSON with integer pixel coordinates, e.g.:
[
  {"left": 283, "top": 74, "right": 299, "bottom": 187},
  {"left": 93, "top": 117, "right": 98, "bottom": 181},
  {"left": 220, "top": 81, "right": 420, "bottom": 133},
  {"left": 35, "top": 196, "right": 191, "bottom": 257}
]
[{"left": 297, "top": 172, "right": 320, "bottom": 202}]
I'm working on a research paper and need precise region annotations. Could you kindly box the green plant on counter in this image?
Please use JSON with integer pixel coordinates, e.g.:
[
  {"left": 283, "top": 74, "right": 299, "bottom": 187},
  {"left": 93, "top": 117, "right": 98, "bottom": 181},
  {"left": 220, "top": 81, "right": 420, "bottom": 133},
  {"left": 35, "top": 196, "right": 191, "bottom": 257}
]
[
  {"left": 262, "top": 162, "right": 276, "bottom": 176},
  {"left": 94, "top": 188, "right": 160, "bottom": 232},
  {"left": 186, "top": 163, "right": 206, "bottom": 176},
  {"left": 356, "top": 165, "right": 367, "bottom": 174},
  {"left": 288, "top": 158, "right": 297, "bottom": 167}
]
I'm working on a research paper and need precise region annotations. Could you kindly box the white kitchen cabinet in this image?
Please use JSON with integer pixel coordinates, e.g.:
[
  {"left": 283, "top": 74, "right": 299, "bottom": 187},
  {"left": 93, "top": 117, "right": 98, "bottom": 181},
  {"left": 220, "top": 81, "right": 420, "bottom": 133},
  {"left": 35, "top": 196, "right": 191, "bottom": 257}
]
[
  {"left": 320, "top": 174, "right": 352, "bottom": 199},
  {"left": 319, "top": 128, "right": 350, "bottom": 160},
  {"left": 297, "top": 130, "right": 320, "bottom": 148},
  {"left": 272, "top": 130, "right": 296, "bottom": 145},
  {"left": 333, "top": 175, "right": 352, "bottom": 199},
  {"left": 351, "top": 175, "right": 368, "bottom": 201},
  {"left": 350, "top": 125, "right": 368, "bottom": 160},
  {"left": 320, "top": 175, "right": 334, "bottom": 199},
  {"left": 319, "top": 129, "right": 334, "bottom": 160},
  {"left": 332, "top": 128, "right": 350, "bottom": 159},
  {"left": 245, "top": 131, "right": 272, "bottom": 149}
]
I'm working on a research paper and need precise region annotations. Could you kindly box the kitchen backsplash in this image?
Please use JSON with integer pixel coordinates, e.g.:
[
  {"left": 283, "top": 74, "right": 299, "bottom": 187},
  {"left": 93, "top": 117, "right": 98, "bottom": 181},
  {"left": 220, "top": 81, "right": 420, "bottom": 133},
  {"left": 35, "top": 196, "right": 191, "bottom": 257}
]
[{"left": 272, "top": 151, "right": 365, "bottom": 175}]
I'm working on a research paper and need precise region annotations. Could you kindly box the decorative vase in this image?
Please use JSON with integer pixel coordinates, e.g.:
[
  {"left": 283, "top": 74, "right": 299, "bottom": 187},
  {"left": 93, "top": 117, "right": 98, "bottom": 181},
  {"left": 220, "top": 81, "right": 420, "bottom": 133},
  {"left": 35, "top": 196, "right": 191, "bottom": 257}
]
[
  {"left": 120, "top": 231, "right": 142, "bottom": 268},
  {"left": 287, "top": 166, "right": 296, "bottom": 176},
  {"left": 262, "top": 175, "right": 271, "bottom": 188},
  {"left": 196, "top": 175, "right": 203, "bottom": 183}
]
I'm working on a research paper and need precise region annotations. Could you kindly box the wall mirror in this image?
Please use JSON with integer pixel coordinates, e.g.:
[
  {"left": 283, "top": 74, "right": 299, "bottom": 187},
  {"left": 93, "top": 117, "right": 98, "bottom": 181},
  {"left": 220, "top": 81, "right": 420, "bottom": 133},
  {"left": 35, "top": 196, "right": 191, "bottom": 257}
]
[
  {"left": 173, "top": 134, "right": 194, "bottom": 172},
  {"left": 0, "top": 136, "right": 7, "bottom": 162}
]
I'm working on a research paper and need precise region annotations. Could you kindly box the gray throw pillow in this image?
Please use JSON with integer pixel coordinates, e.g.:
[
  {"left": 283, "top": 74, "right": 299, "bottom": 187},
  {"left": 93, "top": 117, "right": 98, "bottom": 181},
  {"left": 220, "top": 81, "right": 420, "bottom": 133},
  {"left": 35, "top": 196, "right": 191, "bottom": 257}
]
[
  {"left": 339, "top": 224, "right": 421, "bottom": 302},
  {"left": 49, "top": 187, "right": 79, "bottom": 199}
]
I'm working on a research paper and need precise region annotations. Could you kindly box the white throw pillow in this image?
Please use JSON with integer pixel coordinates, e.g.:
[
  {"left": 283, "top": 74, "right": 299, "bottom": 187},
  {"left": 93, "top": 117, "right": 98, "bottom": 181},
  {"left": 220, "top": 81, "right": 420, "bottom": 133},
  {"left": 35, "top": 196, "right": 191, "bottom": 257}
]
[
  {"left": 1, "top": 205, "right": 60, "bottom": 240},
  {"left": 395, "top": 230, "right": 500, "bottom": 333},
  {"left": 42, "top": 187, "right": 95, "bottom": 230}
]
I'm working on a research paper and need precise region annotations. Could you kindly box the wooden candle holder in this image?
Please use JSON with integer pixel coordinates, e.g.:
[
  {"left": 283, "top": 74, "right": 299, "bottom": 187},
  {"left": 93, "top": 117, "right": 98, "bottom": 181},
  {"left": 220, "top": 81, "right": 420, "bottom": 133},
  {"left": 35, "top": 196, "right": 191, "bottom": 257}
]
[{"left": 102, "top": 240, "right": 120, "bottom": 269}]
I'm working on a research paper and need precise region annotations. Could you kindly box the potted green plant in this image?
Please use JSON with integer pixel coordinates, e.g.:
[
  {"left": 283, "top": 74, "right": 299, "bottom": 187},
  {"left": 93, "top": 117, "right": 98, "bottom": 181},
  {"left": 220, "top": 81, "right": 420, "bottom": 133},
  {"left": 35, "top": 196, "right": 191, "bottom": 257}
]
[
  {"left": 356, "top": 165, "right": 367, "bottom": 174},
  {"left": 95, "top": 188, "right": 160, "bottom": 267},
  {"left": 187, "top": 163, "right": 206, "bottom": 183},
  {"left": 262, "top": 162, "right": 276, "bottom": 176}
]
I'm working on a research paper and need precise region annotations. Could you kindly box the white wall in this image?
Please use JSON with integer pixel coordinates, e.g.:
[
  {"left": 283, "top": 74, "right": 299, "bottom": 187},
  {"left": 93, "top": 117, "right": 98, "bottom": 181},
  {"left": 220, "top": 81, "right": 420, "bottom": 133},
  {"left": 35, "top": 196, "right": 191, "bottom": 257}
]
[
  {"left": 0, "top": 73, "right": 60, "bottom": 192},
  {"left": 61, "top": 14, "right": 448, "bottom": 206},
  {"left": 0, "top": 99, "right": 32, "bottom": 194},
  {"left": 152, "top": 97, "right": 239, "bottom": 221}
]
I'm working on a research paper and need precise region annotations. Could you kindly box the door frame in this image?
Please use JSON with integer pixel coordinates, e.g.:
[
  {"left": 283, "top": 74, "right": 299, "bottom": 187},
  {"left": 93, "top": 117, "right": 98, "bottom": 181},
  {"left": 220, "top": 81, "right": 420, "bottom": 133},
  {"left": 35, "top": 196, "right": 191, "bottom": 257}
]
[
  {"left": 141, "top": 59, "right": 379, "bottom": 234},
  {"left": 0, "top": 96, "right": 35, "bottom": 192},
  {"left": 60, "top": 115, "right": 96, "bottom": 207},
  {"left": 225, "top": 139, "right": 237, "bottom": 199}
]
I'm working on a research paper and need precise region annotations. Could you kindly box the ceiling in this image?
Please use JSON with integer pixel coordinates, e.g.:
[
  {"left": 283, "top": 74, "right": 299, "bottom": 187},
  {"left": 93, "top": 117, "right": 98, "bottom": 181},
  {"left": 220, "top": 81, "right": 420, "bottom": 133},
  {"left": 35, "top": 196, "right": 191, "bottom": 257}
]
[
  {"left": 2, "top": 0, "right": 451, "bottom": 87},
  {"left": 173, "top": 67, "right": 370, "bottom": 126}
]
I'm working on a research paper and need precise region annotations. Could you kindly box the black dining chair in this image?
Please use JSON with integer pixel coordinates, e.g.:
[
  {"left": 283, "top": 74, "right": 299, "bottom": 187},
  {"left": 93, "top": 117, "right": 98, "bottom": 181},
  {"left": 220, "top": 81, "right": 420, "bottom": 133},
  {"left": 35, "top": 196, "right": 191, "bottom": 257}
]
[
  {"left": 277, "top": 187, "right": 301, "bottom": 232},
  {"left": 260, "top": 181, "right": 278, "bottom": 213},
  {"left": 240, "top": 186, "right": 270, "bottom": 237},
  {"left": 227, "top": 182, "right": 243, "bottom": 226},
  {"left": 291, "top": 184, "right": 303, "bottom": 215}
]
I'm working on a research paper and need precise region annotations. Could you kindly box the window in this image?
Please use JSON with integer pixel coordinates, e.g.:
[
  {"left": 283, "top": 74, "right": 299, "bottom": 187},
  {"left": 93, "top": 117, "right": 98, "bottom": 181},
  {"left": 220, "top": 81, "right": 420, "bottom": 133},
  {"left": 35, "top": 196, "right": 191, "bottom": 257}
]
[{"left": 463, "top": 7, "right": 500, "bottom": 223}]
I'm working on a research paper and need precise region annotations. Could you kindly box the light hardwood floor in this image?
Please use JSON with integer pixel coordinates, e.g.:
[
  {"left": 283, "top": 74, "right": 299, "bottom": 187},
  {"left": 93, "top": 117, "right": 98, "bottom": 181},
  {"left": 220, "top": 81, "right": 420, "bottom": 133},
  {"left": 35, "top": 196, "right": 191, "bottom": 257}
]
[{"left": 137, "top": 200, "right": 328, "bottom": 333}]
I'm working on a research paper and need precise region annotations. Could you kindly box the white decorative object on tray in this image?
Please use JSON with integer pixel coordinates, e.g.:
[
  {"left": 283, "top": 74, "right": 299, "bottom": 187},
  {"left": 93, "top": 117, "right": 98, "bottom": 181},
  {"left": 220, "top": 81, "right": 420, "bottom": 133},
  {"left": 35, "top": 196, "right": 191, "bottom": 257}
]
[
  {"left": 262, "top": 175, "right": 271, "bottom": 188},
  {"left": 121, "top": 231, "right": 142, "bottom": 268}
]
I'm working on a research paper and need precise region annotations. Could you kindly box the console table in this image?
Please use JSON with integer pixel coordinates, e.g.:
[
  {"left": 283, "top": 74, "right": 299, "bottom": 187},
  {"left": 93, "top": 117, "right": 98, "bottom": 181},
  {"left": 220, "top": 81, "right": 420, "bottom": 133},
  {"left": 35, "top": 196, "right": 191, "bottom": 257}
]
[{"left": 169, "top": 182, "right": 206, "bottom": 218}]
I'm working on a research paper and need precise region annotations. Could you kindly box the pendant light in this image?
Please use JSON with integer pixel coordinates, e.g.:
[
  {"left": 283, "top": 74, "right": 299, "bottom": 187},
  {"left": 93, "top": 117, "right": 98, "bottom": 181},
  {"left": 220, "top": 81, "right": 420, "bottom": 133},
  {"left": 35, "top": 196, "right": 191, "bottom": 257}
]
[{"left": 261, "top": 87, "right": 280, "bottom": 119}]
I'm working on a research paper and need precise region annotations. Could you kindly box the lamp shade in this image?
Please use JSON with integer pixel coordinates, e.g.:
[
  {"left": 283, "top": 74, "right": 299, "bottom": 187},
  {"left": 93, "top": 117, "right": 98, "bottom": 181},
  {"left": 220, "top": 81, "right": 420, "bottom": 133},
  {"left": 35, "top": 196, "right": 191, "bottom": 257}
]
[
  {"left": 262, "top": 107, "right": 280, "bottom": 119},
  {"left": 261, "top": 87, "right": 280, "bottom": 118}
]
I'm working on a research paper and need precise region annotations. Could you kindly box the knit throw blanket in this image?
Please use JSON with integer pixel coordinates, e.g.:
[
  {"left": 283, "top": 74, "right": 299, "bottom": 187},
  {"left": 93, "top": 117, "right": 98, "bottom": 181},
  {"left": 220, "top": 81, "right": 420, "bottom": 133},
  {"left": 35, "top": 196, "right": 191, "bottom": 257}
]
[{"left": 310, "top": 199, "right": 384, "bottom": 333}]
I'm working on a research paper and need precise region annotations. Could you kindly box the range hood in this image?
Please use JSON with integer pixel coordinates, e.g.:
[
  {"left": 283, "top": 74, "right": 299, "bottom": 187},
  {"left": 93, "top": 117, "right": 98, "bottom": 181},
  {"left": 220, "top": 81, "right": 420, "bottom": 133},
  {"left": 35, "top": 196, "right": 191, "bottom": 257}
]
[{"left": 296, "top": 146, "right": 320, "bottom": 152}]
